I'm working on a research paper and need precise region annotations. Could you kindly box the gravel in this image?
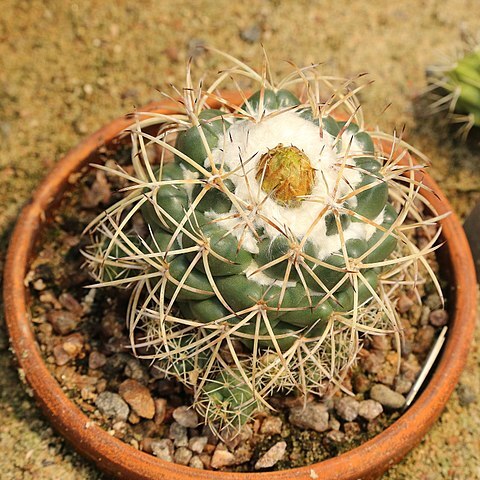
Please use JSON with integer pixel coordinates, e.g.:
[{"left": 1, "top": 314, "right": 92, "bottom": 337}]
[
  {"left": 254, "top": 441, "right": 287, "bottom": 470},
  {"left": 189, "top": 455, "right": 205, "bottom": 469},
  {"left": 95, "top": 392, "right": 129, "bottom": 422},
  {"left": 210, "top": 445, "right": 236, "bottom": 469},
  {"left": 174, "top": 446, "right": 193, "bottom": 465},
  {"left": 259, "top": 415, "right": 283, "bottom": 435},
  {"left": 151, "top": 439, "right": 174, "bottom": 462},
  {"left": 169, "top": 422, "right": 188, "bottom": 448},
  {"left": 397, "top": 294, "right": 414, "bottom": 313},
  {"left": 88, "top": 351, "right": 107, "bottom": 370},
  {"left": 289, "top": 402, "right": 329, "bottom": 432},
  {"left": 172, "top": 406, "right": 199, "bottom": 428},
  {"left": 154, "top": 398, "right": 168, "bottom": 425},
  {"left": 119, "top": 379, "right": 155, "bottom": 419},
  {"left": 47, "top": 310, "right": 80, "bottom": 335},
  {"left": 189, "top": 436, "right": 208, "bottom": 454},
  {"left": 413, "top": 326, "right": 435, "bottom": 354},
  {"left": 429, "top": 309, "right": 449, "bottom": 327},
  {"left": 370, "top": 384, "right": 406, "bottom": 410},
  {"left": 335, "top": 397, "right": 360, "bottom": 422},
  {"left": 53, "top": 333, "right": 85, "bottom": 365},
  {"left": 358, "top": 400, "right": 383, "bottom": 420}
]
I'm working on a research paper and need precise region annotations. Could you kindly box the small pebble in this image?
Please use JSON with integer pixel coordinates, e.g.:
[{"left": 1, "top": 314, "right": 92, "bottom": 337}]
[
  {"left": 361, "top": 351, "right": 385, "bottom": 374},
  {"left": 394, "top": 376, "right": 413, "bottom": 395},
  {"left": 62, "top": 333, "right": 84, "bottom": 356},
  {"left": 53, "top": 333, "right": 84, "bottom": 365},
  {"left": 328, "top": 416, "right": 341, "bottom": 431},
  {"left": 370, "top": 384, "right": 406, "bottom": 410},
  {"left": 81, "top": 385, "right": 96, "bottom": 401},
  {"left": 169, "top": 422, "right": 188, "bottom": 447},
  {"left": 400, "top": 356, "right": 421, "bottom": 382},
  {"left": 375, "top": 364, "right": 396, "bottom": 386},
  {"left": 429, "top": 309, "right": 448, "bottom": 327},
  {"left": 39, "top": 290, "right": 62, "bottom": 309},
  {"left": 425, "top": 293, "right": 442, "bottom": 310},
  {"left": 370, "top": 335, "right": 391, "bottom": 351},
  {"left": 259, "top": 415, "right": 283, "bottom": 435},
  {"left": 140, "top": 437, "right": 155, "bottom": 454},
  {"left": 119, "top": 379, "right": 155, "bottom": 419},
  {"left": 128, "top": 411, "right": 140, "bottom": 424},
  {"left": 397, "top": 294, "right": 414, "bottom": 313},
  {"left": 352, "top": 373, "right": 371, "bottom": 393},
  {"left": 210, "top": 444, "right": 235, "bottom": 469},
  {"left": 335, "top": 397, "right": 360, "bottom": 422},
  {"left": 174, "top": 446, "right": 193, "bottom": 465},
  {"left": 289, "top": 402, "right": 329, "bottom": 432},
  {"left": 151, "top": 439, "right": 174, "bottom": 462},
  {"left": 154, "top": 398, "right": 167, "bottom": 425},
  {"left": 420, "top": 306, "right": 431, "bottom": 326},
  {"left": 233, "top": 444, "right": 254, "bottom": 464},
  {"left": 326, "top": 430, "right": 345, "bottom": 442},
  {"left": 224, "top": 424, "right": 253, "bottom": 450},
  {"left": 33, "top": 279, "right": 46, "bottom": 291},
  {"left": 189, "top": 455, "right": 204, "bottom": 469},
  {"left": 47, "top": 310, "right": 80, "bottom": 335},
  {"left": 412, "top": 325, "right": 435, "bottom": 354},
  {"left": 409, "top": 304, "right": 423, "bottom": 325},
  {"left": 198, "top": 453, "right": 212, "bottom": 469},
  {"left": 124, "top": 357, "right": 149, "bottom": 383},
  {"left": 59, "top": 292, "right": 83, "bottom": 315},
  {"left": 104, "top": 353, "right": 130, "bottom": 375},
  {"left": 254, "top": 441, "right": 286, "bottom": 470},
  {"left": 172, "top": 406, "right": 199, "bottom": 428},
  {"left": 88, "top": 351, "right": 107, "bottom": 370},
  {"left": 358, "top": 399, "right": 383, "bottom": 420},
  {"left": 101, "top": 311, "right": 124, "bottom": 338},
  {"left": 53, "top": 344, "right": 71, "bottom": 366},
  {"left": 95, "top": 392, "right": 129, "bottom": 422},
  {"left": 189, "top": 436, "right": 208, "bottom": 454}
]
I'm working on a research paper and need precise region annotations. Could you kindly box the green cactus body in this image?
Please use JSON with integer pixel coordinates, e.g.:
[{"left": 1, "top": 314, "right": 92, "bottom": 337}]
[
  {"left": 446, "top": 48, "right": 480, "bottom": 127},
  {"left": 428, "top": 46, "right": 480, "bottom": 134},
  {"left": 133, "top": 89, "right": 396, "bottom": 352},
  {"left": 87, "top": 62, "right": 436, "bottom": 435}
]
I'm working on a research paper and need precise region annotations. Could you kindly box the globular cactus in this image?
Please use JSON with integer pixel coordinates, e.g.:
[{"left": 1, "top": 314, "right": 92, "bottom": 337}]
[
  {"left": 426, "top": 42, "right": 480, "bottom": 138},
  {"left": 85, "top": 52, "right": 442, "bottom": 436}
]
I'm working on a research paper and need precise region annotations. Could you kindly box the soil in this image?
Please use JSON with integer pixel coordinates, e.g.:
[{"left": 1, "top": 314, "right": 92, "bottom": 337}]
[
  {"left": 23, "top": 139, "right": 445, "bottom": 472},
  {"left": 1, "top": 1, "right": 479, "bottom": 479}
]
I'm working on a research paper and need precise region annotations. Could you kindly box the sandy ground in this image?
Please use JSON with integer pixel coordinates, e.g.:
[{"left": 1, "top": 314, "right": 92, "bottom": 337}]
[{"left": 0, "top": 1, "right": 479, "bottom": 478}]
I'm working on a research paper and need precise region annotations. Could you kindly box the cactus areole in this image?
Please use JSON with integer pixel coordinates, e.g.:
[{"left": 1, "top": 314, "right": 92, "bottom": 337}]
[{"left": 86, "top": 61, "right": 439, "bottom": 434}]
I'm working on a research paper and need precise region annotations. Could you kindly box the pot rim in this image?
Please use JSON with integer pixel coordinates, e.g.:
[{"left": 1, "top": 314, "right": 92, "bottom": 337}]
[{"left": 3, "top": 95, "right": 477, "bottom": 480}]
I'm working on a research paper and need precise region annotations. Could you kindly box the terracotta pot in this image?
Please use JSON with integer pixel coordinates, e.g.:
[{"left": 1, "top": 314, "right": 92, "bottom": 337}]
[{"left": 4, "top": 94, "right": 477, "bottom": 480}]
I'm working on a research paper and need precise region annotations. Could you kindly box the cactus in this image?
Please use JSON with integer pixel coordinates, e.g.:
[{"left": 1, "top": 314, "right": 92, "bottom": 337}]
[
  {"left": 426, "top": 42, "right": 480, "bottom": 138},
  {"left": 84, "top": 52, "right": 442, "bottom": 436}
]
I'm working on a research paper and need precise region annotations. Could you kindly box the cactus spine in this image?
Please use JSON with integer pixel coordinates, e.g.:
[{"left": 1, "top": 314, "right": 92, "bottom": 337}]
[{"left": 85, "top": 52, "right": 442, "bottom": 436}]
